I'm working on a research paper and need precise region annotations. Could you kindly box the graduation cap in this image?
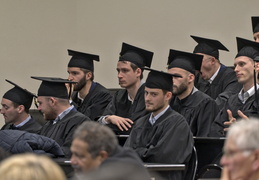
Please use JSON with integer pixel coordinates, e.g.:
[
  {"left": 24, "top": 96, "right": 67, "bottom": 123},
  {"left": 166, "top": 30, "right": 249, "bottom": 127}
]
[
  {"left": 119, "top": 42, "right": 154, "bottom": 68},
  {"left": 3, "top": 79, "right": 36, "bottom": 109},
  {"left": 252, "top": 16, "right": 259, "bottom": 33},
  {"left": 67, "top": 49, "right": 100, "bottom": 72},
  {"left": 144, "top": 67, "right": 181, "bottom": 92},
  {"left": 167, "top": 49, "right": 203, "bottom": 74},
  {"left": 235, "top": 37, "right": 259, "bottom": 59},
  {"left": 31, "top": 76, "right": 77, "bottom": 99},
  {"left": 191, "top": 35, "right": 229, "bottom": 60}
]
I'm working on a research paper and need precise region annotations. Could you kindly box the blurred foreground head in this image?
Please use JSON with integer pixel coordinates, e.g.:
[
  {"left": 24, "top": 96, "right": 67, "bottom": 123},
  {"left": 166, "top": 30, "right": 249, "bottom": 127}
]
[{"left": 0, "top": 153, "right": 66, "bottom": 180}]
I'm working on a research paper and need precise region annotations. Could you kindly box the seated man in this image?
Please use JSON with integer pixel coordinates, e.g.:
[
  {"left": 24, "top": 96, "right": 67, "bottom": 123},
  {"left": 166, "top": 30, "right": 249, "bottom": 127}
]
[
  {"left": 31, "top": 76, "right": 90, "bottom": 157},
  {"left": 210, "top": 37, "right": 259, "bottom": 137},
  {"left": 191, "top": 35, "right": 242, "bottom": 108},
  {"left": 98, "top": 42, "right": 153, "bottom": 135},
  {"left": 70, "top": 121, "right": 150, "bottom": 179},
  {"left": 124, "top": 68, "right": 193, "bottom": 180},
  {"left": 67, "top": 49, "right": 112, "bottom": 121},
  {"left": 167, "top": 49, "right": 219, "bottom": 137},
  {"left": 1, "top": 79, "right": 42, "bottom": 133},
  {"left": 220, "top": 118, "right": 259, "bottom": 180}
]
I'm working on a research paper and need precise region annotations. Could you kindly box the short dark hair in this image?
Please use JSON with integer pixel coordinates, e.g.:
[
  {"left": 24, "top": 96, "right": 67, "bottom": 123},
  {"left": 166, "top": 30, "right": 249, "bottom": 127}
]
[{"left": 73, "top": 121, "right": 118, "bottom": 158}]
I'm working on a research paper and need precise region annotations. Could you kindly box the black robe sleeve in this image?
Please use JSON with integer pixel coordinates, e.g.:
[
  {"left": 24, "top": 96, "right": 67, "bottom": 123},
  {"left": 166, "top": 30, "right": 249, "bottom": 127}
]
[{"left": 72, "top": 83, "right": 112, "bottom": 121}]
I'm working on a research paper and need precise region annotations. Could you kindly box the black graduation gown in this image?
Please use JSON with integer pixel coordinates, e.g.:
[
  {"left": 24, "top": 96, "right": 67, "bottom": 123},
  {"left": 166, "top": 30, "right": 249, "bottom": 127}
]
[
  {"left": 170, "top": 89, "right": 219, "bottom": 137},
  {"left": 196, "top": 64, "right": 242, "bottom": 108},
  {"left": 1, "top": 117, "right": 42, "bottom": 134},
  {"left": 72, "top": 82, "right": 112, "bottom": 121},
  {"left": 102, "top": 83, "right": 146, "bottom": 135},
  {"left": 40, "top": 109, "right": 90, "bottom": 157},
  {"left": 124, "top": 108, "right": 193, "bottom": 180},
  {"left": 210, "top": 92, "right": 259, "bottom": 137}
]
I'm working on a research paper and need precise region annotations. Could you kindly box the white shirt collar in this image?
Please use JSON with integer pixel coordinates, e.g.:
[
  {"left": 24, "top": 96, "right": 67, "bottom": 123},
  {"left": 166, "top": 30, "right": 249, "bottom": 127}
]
[
  {"left": 149, "top": 105, "right": 170, "bottom": 125},
  {"left": 238, "top": 84, "right": 259, "bottom": 104},
  {"left": 15, "top": 115, "right": 31, "bottom": 127},
  {"left": 208, "top": 66, "right": 220, "bottom": 84}
]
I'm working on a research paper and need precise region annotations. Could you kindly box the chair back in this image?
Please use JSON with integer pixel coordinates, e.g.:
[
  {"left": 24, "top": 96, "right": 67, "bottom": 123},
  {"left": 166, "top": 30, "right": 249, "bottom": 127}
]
[
  {"left": 184, "top": 146, "right": 198, "bottom": 180},
  {"left": 196, "top": 164, "right": 222, "bottom": 179}
]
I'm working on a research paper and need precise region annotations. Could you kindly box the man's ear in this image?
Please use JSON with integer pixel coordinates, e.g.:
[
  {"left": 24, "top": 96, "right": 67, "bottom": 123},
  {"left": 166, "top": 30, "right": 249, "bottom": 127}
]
[
  {"left": 252, "top": 149, "right": 259, "bottom": 171},
  {"left": 210, "top": 56, "right": 217, "bottom": 64},
  {"left": 255, "top": 62, "right": 259, "bottom": 71},
  {"left": 86, "top": 71, "right": 93, "bottom": 80},
  {"left": 136, "top": 68, "right": 142, "bottom": 78},
  {"left": 165, "top": 91, "right": 172, "bottom": 101},
  {"left": 98, "top": 150, "right": 109, "bottom": 161},
  {"left": 48, "top": 97, "right": 57, "bottom": 106},
  {"left": 188, "top": 73, "right": 195, "bottom": 83},
  {"left": 17, "top": 105, "right": 25, "bottom": 113}
]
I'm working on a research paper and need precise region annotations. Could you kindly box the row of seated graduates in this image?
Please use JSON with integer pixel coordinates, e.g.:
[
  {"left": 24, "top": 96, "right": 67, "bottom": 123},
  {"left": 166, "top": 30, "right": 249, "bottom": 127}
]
[{"left": 30, "top": 86, "right": 226, "bottom": 180}]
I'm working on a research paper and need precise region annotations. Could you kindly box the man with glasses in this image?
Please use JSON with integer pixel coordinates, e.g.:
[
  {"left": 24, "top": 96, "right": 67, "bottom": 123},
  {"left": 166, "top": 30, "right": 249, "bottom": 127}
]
[{"left": 220, "top": 118, "right": 259, "bottom": 180}]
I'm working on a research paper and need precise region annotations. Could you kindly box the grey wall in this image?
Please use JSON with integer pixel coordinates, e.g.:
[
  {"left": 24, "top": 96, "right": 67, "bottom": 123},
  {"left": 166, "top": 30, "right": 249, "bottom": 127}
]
[{"left": 0, "top": 0, "right": 258, "bottom": 125}]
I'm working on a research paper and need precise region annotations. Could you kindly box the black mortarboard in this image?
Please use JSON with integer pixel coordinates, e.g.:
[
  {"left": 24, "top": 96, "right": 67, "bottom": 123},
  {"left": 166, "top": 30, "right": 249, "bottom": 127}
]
[
  {"left": 31, "top": 76, "right": 76, "bottom": 99},
  {"left": 119, "top": 42, "right": 153, "bottom": 68},
  {"left": 191, "top": 35, "right": 229, "bottom": 60},
  {"left": 252, "top": 16, "right": 259, "bottom": 33},
  {"left": 3, "top": 80, "right": 36, "bottom": 109},
  {"left": 167, "top": 49, "right": 203, "bottom": 74},
  {"left": 144, "top": 68, "right": 181, "bottom": 92},
  {"left": 235, "top": 37, "right": 259, "bottom": 59},
  {"left": 67, "top": 49, "right": 100, "bottom": 72}
]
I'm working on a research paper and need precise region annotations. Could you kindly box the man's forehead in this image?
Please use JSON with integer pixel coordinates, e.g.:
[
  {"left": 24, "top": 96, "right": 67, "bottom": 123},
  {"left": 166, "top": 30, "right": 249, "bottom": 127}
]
[
  {"left": 72, "top": 138, "right": 89, "bottom": 149},
  {"left": 234, "top": 56, "right": 253, "bottom": 63},
  {"left": 1, "top": 98, "right": 13, "bottom": 104},
  {"left": 224, "top": 136, "right": 238, "bottom": 151},
  {"left": 67, "top": 67, "right": 82, "bottom": 72},
  {"left": 117, "top": 60, "right": 132, "bottom": 66},
  {"left": 117, "top": 61, "right": 133, "bottom": 69},
  {"left": 145, "top": 87, "right": 162, "bottom": 92}
]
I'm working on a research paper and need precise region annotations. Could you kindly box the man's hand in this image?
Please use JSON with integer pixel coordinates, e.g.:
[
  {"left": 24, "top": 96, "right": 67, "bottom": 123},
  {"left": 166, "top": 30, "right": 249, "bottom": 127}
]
[
  {"left": 65, "top": 83, "right": 74, "bottom": 99},
  {"left": 220, "top": 167, "right": 230, "bottom": 180},
  {"left": 224, "top": 110, "right": 249, "bottom": 132},
  {"left": 224, "top": 109, "right": 237, "bottom": 132},
  {"left": 237, "top": 110, "right": 249, "bottom": 120},
  {"left": 106, "top": 115, "right": 133, "bottom": 131}
]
